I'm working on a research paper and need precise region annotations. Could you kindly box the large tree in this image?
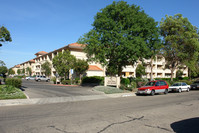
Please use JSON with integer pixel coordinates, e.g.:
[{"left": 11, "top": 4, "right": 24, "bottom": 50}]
[
  {"left": 73, "top": 59, "right": 89, "bottom": 82},
  {"left": 160, "top": 14, "right": 199, "bottom": 81},
  {"left": 41, "top": 61, "right": 51, "bottom": 77},
  {"left": 78, "top": 1, "right": 160, "bottom": 76},
  {"left": 52, "top": 51, "right": 76, "bottom": 79},
  {"left": 0, "top": 26, "right": 12, "bottom": 47}
]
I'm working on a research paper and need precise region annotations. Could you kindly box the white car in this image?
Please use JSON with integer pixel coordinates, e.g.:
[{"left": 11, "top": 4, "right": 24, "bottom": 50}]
[
  {"left": 169, "top": 82, "right": 190, "bottom": 93},
  {"left": 25, "top": 76, "right": 35, "bottom": 80}
]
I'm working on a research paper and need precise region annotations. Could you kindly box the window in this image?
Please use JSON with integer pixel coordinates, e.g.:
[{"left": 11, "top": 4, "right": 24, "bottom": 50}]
[
  {"left": 182, "top": 83, "right": 187, "bottom": 86},
  {"left": 160, "top": 81, "right": 167, "bottom": 86},
  {"left": 155, "top": 82, "right": 160, "bottom": 86}
]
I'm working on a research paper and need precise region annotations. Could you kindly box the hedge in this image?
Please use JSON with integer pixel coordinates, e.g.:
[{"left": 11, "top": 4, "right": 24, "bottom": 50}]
[
  {"left": 5, "top": 78, "right": 22, "bottom": 88},
  {"left": 121, "top": 78, "right": 130, "bottom": 86},
  {"left": 82, "top": 76, "right": 104, "bottom": 85}
]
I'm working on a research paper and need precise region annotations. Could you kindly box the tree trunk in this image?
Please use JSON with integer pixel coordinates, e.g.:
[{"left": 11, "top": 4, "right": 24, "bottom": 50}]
[
  {"left": 118, "top": 66, "right": 122, "bottom": 77},
  {"left": 79, "top": 74, "right": 82, "bottom": 84},
  {"left": 171, "top": 67, "right": 175, "bottom": 82}
]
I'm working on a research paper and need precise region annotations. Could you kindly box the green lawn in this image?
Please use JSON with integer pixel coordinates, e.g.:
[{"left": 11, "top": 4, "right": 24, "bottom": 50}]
[
  {"left": 93, "top": 86, "right": 130, "bottom": 94},
  {"left": 0, "top": 85, "right": 26, "bottom": 100}
]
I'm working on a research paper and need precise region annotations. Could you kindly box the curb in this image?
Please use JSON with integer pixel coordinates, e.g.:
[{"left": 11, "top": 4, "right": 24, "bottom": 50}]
[{"left": 0, "top": 92, "right": 136, "bottom": 107}]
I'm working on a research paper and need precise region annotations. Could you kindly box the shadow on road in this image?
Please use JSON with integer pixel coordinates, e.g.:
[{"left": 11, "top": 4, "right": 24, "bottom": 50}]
[
  {"left": 171, "top": 117, "right": 199, "bottom": 133},
  {"left": 20, "top": 86, "right": 28, "bottom": 91}
]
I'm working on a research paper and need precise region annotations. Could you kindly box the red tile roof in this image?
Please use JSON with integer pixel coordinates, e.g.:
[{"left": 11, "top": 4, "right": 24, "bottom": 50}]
[
  {"left": 68, "top": 43, "right": 86, "bottom": 48},
  {"left": 29, "top": 59, "right": 35, "bottom": 63},
  {"left": 35, "top": 51, "right": 48, "bottom": 56},
  {"left": 88, "top": 65, "right": 103, "bottom": 71},
  {"left": 15, "top": 65, "right": 20, "bottom": 68}
]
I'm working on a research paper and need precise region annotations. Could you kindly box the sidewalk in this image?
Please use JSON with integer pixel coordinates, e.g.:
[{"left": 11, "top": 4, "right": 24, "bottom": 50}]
[{"left": 0, "top": 92, "right": 136, "bottom": 107}]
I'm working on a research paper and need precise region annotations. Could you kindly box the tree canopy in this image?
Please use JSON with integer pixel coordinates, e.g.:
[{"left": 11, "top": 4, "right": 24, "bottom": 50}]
[
  {"left": 78, "top": 1, "right": 160, "bottom": 76},
  {"left": 73, "top": 59, "right": 89, "bottom": 81},
  {"left": 160, "top": 14, "right": 199, "bottom": 81},
  {"left": 8, "top": 68, "right": 15, "bottom": 75},
  {"left": 41, "top": 61, "right": 51, "bottom": 77},
  {"left": 26, "top": 67, "right": 32, "bottom": 76},
  {"left": 135, "top": 64, "right": 146, "bottom": 78},
  {"left": 52, "top": 50, "right": 76, "bottom": 79},
  {"left": 0, "top": 26, "right": 12, "bottom": 47},
  {"left": 0, "top": 66, "right": 8, "bottom": 76}
]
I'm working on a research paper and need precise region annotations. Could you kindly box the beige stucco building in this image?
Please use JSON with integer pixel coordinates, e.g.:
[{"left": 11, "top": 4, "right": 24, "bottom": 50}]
[
  {"left": 122, "top": 55, "right": 188, "bottom": 78},
  {"left": 12, "top": 43, "right": 188, "bottom": 79},
  {"left": 12, "top": 43, "right": 105, "bottom": 78}
]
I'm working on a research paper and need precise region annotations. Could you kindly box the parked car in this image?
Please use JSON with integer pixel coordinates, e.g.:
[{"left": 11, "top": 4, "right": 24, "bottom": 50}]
[
  {"left": 35, "top": 75, "right": 50, "bottom": 82},
  {"left": 25, "top": 76, "right": 35, "bottom": 80},
  {"left": 190, "top": 81, "right": 199, "bottom": 90},
  {"left": 137, "top": 80, "right": 169, "bottom": 96},
  {"left": 169, "top": 82, "right": 190, "bottom": 92}
]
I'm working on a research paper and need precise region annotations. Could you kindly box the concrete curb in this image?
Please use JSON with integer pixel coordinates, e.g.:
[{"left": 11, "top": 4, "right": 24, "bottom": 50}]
[{"left": 0, "top": 92, "right": 136, "bottom": 107}]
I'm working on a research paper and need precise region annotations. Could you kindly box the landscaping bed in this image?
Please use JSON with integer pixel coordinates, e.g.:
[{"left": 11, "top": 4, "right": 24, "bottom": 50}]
[
  {"left": 0, "top": 85, "right": 26, "bottom": 100},
  {"left": 93, "top": 86, "right": 130, "bottom": 94}
]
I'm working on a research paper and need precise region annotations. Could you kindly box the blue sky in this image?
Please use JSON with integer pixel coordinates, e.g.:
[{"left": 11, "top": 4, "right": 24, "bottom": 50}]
[{"left": 0, "top": 0, "right": 198, "bottom": 68}]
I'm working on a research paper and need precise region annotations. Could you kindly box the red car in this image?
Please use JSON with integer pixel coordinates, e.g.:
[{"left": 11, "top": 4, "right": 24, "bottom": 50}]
[{"left": 137, "top": 80, "right": 169, "bottom": 96}]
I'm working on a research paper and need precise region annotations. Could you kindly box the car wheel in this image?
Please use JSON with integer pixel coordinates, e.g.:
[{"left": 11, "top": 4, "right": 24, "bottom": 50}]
[
  {"left": 178, "top": 88, "right": 182, "bottom": 93},
  {"left": 164, "top": 89, "right": 168, "bottom": 94},
  {"left": 187, "top": 88, "right": 190, "bottom": 92},
  {"left": 38, "top": 79, "right": 41, "bottom": 82},
  {"left": 151, "top": 90, "right": 155, "bottom": 96}
]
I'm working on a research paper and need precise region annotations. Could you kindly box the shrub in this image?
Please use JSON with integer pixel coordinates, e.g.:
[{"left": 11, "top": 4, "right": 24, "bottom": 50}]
[
  {"left": 51, "top": 77, "right": 56, "bottom": 84},
  {"left": 182, "top": 77, "right": 189, "bottom": 80},
  {"left": 5, "top": 78, "right": 22, "bottom": 88},
  {"left": 62, "top": 80, "right": 71, "bottom": 85},
  {"left": 82, "top": 76, "right": 104, "bottom": 85},
  {"left": 121, "top": 78, "right": 130, "bottom": 86}
]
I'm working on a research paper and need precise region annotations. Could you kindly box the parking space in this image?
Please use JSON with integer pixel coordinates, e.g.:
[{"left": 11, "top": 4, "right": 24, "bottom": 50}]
[{"left": 22, "top": 79, "right": 101, "bottom": 99}]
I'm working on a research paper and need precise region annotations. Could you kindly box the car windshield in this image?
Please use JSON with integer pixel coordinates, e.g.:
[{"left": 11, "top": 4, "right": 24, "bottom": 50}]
[
  {"left": 172, "top": 83, "right": 181, "bottom": 86},
  {"left": 145, "top": 82, "right": 155, "bottom": 86}
]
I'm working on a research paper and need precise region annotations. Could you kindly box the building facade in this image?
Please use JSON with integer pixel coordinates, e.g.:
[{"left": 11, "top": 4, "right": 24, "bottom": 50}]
[
  {"left": 12, "top": 43, "right": 188, "bottom": 79},
  {"left": 12, "top": 43, "right": 105, "bottom": 78}
]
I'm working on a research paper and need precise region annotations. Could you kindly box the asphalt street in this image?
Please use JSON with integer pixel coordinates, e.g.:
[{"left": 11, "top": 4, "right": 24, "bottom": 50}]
[
  {"left": 22, "top": 79, "right": 101, "bottom": 98},
  {"left": 0, "top": 90, "right": 199, "bottom": 133}
]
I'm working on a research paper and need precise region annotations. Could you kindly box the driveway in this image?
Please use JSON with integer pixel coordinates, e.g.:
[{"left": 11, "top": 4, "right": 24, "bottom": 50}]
[{"left": 22, "top": 79, "right": 101, "bottom": 98}]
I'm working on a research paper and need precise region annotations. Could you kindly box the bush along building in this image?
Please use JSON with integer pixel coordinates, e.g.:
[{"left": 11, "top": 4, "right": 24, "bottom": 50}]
[{"left": 12, "top": 43, "right": 188, "bottom": 79}]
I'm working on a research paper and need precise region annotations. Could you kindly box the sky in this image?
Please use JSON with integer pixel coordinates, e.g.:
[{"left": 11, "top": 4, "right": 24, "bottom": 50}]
[{"left": 0, "top": 0, "right": 199, "bottom": 68}]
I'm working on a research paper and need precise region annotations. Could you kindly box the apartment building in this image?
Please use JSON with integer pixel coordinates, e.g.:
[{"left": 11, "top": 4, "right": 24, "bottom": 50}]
[
  {"left": 12, "top": 43, "right": 188, "bottom": 79},
  {"left": 122, "top": 55, "right": 188, "bottom": 78},
  {"left": 12, "top": 43, "right": 105, "bottom": 78}
]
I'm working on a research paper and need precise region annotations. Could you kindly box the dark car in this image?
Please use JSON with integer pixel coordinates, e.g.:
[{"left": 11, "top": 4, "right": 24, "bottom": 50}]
[{"left": 190, "top": 81, "right": 199, "bottom": 90}]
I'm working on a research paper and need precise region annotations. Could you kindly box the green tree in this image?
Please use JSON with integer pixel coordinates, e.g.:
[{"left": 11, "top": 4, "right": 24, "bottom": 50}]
[
  {"left": 0, "top": 66, "right": 8, "bottom": 77},
  {"left": 160, "top": 14, "right": 199, "bottom": 81},
  {"left": 78, "top": 1, "right": 160, "bottom": 76},
  {"left": 17, "top": 69, "right": 21, "bottom": 75},
  {"left": 0, "top": 26, "right": 12, "bottom": 47},
  {"left": 41, "top": 61, "right": 51, "bottom": 77},
  {"left": 74, "top": 59, "right": 89, "bottom": 82},
  {"left": 0, "top": 60, "right": 6, "bottom": 66},
  {"left": 21, "top": 68, "right": 25, "bottom": 75},
  {"left": 176, "top": 70, "right": 183, "bottom": 79},
  {"left": 26, "top": 67, "right": 32, "bottom": 76},
  {"left": 8, "top": 68, "right": 15, "bottom": 75},
  {"left": 135, "top": 64, "right": 146, "bottom": 78},
  {"left": 52, "top": 50, "right": 76, "bottom": 79}
]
